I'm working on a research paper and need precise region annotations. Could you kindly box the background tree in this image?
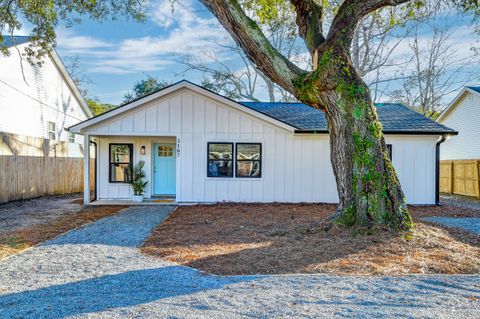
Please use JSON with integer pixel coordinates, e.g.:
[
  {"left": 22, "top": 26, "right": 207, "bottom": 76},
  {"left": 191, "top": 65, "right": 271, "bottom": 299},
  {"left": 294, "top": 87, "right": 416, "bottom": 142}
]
[
  {"left": 123, "top": 76, "right": 171, "bottom": 103},
  {"left": 64, "top": 55, "right": 92, "bottom": 97},
  {"left": 64, "top": 55, "right": 118, "bottom": 115},
  {"left": 386, "top": 2, "right": 479, "bottom": 118},
  {"left": 86, "top": 98, "right": 117, "bottom": 116},
  {"left": 178, "top": 2, "right": 303, "bottom": 102}
]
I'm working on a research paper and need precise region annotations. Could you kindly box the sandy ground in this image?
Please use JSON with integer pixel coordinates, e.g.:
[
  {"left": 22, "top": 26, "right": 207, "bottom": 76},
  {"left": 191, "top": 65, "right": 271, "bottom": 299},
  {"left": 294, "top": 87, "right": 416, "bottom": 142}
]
[{"left": 0, "top": 194, "right": 83, "bottom": 235}]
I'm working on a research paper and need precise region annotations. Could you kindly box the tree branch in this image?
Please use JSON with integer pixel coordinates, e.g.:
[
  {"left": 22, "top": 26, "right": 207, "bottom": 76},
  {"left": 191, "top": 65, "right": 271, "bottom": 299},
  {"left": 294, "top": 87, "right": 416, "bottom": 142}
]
[
  {"left": 327, "top": 0, "right": 410, "bottom": 49},
  {"left": 290, "top": 0, "right": 325, "bottom": 54},
  {"left": 200, "top": 0, "right": 305, "bottom": 94}
]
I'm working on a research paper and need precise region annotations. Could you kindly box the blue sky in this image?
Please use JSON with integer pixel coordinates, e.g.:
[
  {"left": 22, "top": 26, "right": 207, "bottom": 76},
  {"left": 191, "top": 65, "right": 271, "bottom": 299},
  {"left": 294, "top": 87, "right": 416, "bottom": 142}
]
[
  {"left": 53, "top": 0, "right": 231, "bottom": 104},
  {"left": 18, "top": 0, "right": 480, "bottom": 105}
]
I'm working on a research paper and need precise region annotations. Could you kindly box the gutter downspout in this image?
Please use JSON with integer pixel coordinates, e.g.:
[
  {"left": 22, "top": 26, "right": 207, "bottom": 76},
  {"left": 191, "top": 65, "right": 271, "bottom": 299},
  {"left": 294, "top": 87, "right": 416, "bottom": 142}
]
[
  {"left": 90, "top": 140, "right": 98, "bottom": 202},
  {"left": 435, "top": 134, "right": 448, "bottom": 205}
]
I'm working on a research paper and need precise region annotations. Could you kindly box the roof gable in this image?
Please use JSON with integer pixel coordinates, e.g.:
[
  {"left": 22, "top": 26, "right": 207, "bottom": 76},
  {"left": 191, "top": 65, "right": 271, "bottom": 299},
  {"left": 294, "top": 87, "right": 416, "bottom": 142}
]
[
  {"left": 438, "top": 87, "right": 480, "bottom": 122},
  {"left": 69, "top": 80, "right": 296, "bottom": 133}
]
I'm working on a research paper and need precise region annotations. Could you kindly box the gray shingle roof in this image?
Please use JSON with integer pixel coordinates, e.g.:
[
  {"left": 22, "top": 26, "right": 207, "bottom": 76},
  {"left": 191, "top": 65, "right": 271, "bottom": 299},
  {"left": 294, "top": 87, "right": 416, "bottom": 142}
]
[
  {"left": 467, "top": 86, "right": 480, "bottom": 94},
  {"left": 1, "top": 35, "right": 30, "bottom": 48},
  {"left": 241, "top": 102, "right": 457, "bottom": 134}
]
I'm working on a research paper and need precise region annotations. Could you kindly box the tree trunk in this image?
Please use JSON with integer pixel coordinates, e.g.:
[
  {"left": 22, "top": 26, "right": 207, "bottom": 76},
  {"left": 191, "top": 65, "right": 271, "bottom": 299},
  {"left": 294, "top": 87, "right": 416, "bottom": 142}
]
[{"left": 295, "top": 49, "right": 413, "bottom": 231}]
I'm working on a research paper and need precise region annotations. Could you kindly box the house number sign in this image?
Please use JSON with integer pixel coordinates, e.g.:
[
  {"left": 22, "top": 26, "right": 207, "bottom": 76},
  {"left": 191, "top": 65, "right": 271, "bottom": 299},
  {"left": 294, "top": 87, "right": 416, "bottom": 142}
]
[{"left": 176, "top": 138, "right": 181, "bottom": 157}]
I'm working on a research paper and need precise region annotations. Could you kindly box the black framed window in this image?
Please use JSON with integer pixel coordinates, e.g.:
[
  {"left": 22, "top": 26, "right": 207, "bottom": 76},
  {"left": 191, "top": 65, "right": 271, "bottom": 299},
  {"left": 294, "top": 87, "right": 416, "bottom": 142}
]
[
  {"left": 109, "top": 144, "right": 133, "bottom": 183},
  {"left": 387, "top": 144, "right": 392, "bottom": 160},
  {"left": 207, "top": 143, "right": 233, "bottom": 177},
  {"left": 236, "top": 143, "right": 261, "bottom": 178}
]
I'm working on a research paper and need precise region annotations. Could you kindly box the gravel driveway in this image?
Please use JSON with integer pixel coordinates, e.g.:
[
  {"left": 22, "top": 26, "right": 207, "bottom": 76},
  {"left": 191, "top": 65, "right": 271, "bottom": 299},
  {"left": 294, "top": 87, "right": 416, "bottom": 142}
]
[
  {"left": 0, "top": 206, "right": 479, "bottom": 319},
  {"left": 423, "top": 217, "right": 480, "bottom": 235}
]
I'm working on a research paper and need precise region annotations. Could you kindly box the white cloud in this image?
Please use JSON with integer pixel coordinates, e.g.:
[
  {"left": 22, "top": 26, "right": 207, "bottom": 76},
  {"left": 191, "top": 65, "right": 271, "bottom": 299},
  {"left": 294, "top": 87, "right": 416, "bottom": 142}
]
[
  {"left": 56, "top": 0, "right": 230, "bottom": 75},
  {"left": 57, "top": 29, "right": 112, "bottom": 51}
]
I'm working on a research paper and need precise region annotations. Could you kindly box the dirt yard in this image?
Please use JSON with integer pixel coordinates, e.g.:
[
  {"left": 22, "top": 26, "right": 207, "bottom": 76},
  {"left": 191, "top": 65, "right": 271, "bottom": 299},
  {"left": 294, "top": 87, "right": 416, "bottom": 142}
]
[
  {"left": 0, "top": 195, "right": 127, "bottom": 259},
  {"left": 142, "top": 204, "right": 480, "bottom": 275}
]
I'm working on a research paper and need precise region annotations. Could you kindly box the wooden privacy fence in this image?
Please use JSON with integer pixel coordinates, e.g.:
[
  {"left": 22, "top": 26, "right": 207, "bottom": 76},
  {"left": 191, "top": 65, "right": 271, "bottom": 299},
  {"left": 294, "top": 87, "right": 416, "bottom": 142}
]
[
  {"left": 440, "top": 160, "right": 480, "bottom": 198},
  {"left": 0, "top": 132, "right": 94, "bottom": 204}
]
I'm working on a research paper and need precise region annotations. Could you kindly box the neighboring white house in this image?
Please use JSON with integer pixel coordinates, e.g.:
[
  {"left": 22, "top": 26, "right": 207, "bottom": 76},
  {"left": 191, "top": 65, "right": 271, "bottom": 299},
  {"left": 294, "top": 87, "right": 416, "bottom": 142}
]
[
  {"left": 0, "top": 36, "right": 92, "bottom": 144},
  {"left": 70, "top": 80, "right": 457, "bottom": 206},
  {"left": 438, "top": 87, "right": 480, "bottom": 160}
]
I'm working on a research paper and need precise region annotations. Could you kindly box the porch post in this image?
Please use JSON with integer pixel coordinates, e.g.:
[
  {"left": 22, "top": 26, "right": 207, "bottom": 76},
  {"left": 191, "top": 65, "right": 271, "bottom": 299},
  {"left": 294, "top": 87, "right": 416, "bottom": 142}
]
[{"left": 83, "top": 134, "right": 90, "bottom": 205}]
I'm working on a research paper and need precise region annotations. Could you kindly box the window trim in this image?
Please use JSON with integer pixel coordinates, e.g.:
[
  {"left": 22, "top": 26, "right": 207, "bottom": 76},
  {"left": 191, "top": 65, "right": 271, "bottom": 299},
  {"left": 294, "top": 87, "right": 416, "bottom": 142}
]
[
  {"left": 109, "top": 143, "right": 133, "bottom": 183},
  {"left": 207, "top": 142, "right": 234, "bottom": 178},
  {"left": 48, "top": 121, "right": 56, "bottom": 140},
  {"left": 68, "top": 133, "right": 75, "bottom": 143},
  {"left": 235, "top": 142, "right": 262, "bottom": 178}
]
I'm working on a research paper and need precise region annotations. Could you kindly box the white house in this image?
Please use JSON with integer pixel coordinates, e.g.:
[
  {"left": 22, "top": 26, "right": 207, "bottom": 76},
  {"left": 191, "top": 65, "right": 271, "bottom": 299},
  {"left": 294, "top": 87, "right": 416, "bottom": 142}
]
[
  {"left": 438, "top": 86, "right": 480, "bottom": 160},
  {"left": 69, "top": 81, "right": 456, "bottom": 206},
  {"left": 0, "top": 36, "right": 92, "bottom": 144}
]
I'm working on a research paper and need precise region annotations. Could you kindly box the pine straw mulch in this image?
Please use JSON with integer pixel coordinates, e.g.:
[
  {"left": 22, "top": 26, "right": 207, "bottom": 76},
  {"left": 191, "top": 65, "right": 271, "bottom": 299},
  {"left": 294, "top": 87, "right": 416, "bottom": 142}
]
[
  {"left": 0, "top": 205, "right": 128, "bottom": 260},
  {"left": 141, "top": 203, "right": 480, "bottom": 276}
]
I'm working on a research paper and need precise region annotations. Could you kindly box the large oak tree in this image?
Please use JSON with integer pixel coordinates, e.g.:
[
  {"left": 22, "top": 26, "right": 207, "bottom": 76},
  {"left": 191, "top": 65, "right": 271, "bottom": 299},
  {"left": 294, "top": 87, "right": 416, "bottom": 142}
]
[
  {"left": 198, "top": 0, "right": 478, "bottom": 231},
  {"left": 1, "top": 0, "right": 478, "bottom": 231}
]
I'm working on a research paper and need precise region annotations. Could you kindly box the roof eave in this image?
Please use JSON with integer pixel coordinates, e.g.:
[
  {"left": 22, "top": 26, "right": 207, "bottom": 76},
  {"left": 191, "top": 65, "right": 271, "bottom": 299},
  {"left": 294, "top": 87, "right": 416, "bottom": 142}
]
[{"left": 294, "top": 129, "right": 458, "bottom": 135}]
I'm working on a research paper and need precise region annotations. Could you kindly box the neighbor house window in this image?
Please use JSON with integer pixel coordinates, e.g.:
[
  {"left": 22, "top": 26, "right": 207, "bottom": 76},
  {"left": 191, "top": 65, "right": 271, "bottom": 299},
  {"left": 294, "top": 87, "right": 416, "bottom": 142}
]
[
  {"left": 207, "top": 143, "right": 233, "bottom": 177},
  {"left": 387, "top": 144, "right": 392, "bottom": 160},
  {"left": 48, "top": 122, "right": 56, "bottom": 140},
  {"left": 109, "top": 144, "right": 133, "bottom": 183},
  {"left": 68, "top": 133, "right": 75, "bottom": 143},
  {"left": 236, "top": 143, "right": 261, "bottom": 178}
]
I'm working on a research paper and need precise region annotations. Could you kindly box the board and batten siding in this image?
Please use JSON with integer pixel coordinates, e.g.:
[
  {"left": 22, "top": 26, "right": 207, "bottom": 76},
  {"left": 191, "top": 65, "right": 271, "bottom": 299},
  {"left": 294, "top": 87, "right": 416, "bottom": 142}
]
[
  {"left": 440, "top": 92, "right": 480, "bottom": 160},
  {"left": 87, "top": 88, "right": 438, "bottom": 204}
]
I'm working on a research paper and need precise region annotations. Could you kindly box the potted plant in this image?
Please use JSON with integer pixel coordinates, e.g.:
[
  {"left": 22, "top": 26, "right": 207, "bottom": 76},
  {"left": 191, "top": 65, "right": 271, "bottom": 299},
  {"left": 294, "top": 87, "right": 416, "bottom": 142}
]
[{"left": 128, "top": 160, "right": 148, "bottom": 202}]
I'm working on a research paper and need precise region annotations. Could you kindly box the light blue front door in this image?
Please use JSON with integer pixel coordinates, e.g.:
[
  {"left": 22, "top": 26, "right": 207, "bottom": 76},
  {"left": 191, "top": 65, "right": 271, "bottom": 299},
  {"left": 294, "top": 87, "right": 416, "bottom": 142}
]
[{"left": 153, "top": 143, "right": 176, "bottom": 195}]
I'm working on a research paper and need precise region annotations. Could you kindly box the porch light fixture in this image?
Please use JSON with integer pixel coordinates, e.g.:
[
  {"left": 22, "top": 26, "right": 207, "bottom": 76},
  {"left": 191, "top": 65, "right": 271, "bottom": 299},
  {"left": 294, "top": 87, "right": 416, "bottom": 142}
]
[{"left": 140, "top": 145, "right": 146, "bottom": 155}]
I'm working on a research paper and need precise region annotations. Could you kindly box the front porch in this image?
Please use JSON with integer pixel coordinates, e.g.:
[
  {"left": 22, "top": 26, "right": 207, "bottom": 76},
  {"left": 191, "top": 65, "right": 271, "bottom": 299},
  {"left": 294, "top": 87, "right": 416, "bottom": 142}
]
[{"left": 82, "top": 135, "right": 178, "bottom": 205}]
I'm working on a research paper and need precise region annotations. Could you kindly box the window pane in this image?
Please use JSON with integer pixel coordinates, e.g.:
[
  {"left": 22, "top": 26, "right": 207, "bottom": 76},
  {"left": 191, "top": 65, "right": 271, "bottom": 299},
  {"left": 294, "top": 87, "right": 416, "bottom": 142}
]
[
  {"left": 237, "top": 161, "right": 261, "bottom": 177},
  {"left": 111, "top": 145, "right": 131, "bottom": 163},
  {"left": 48, "top": 132, "right": 56, "bottom": 140},
  {"left": 208, "top": 143, "right": 232, "bottom": 160},
  {"left": 110, "top": 164, "right": 131, "bottom": 182},
  {"left": 48, "top": 122, "right": 55, "bottom": 131},
  {"left": 208, "top": 160, "right": 232, "bottom": 177},
  {"left": 237, "top": 144, "right": 261, "bottom": 160}
]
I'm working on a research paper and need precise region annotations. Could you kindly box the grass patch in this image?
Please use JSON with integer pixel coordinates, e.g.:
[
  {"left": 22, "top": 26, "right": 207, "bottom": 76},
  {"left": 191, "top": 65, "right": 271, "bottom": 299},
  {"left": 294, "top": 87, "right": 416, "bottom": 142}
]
[
  {"left": 141, "top": 203, "right": 480, "bottom": 275},
  {"left": 0, "top": 205, "right": 127, "bottom": 260}
]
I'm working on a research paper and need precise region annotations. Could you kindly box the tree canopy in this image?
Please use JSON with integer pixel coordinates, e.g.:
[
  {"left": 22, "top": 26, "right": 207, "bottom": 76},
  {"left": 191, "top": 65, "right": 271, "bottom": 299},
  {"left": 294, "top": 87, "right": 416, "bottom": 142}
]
[
  {"left": 86, "top": 98, "right": 116, "bottom": 116},
  {"left": 122, "top": 76, "right": 171, "bottom": 104}
]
